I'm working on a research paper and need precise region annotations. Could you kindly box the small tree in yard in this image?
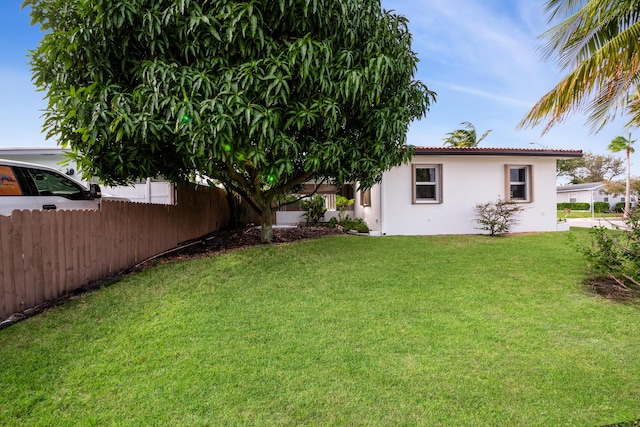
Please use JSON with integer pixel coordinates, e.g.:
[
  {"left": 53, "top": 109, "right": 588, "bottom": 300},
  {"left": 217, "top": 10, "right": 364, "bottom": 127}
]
[
  {"left": 335, "top": 195, "right": 354, "bottom": 221},
  {"left": 577, "top": 215, "right": 640, "bottom": 296},
  {"left": 25, "top": 0, "right": 436, "bottom": 242},
  {"left": 474, "top": 198, "right": 524, "bottom": 236}
]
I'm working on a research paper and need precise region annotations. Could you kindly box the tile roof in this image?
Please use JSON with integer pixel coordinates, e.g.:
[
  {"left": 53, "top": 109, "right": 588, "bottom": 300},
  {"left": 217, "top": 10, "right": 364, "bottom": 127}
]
[{"left": 411, "top": 146, "right": 583, "bottom": 158}]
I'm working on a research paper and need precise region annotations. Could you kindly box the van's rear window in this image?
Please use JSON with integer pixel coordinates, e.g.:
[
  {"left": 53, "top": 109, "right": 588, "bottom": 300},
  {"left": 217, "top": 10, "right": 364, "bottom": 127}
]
[{"left": 0, "top": 166, "right": 22, "bottom": 196}]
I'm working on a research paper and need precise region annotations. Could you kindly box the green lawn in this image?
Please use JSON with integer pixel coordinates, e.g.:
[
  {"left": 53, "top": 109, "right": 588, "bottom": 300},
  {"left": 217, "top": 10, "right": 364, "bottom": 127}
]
[
  {"left": 1, "top": 229, "right": 640, "bottom": 426},
  {"left": 557, "top": 210, "right": 622, "bottom": 219}
]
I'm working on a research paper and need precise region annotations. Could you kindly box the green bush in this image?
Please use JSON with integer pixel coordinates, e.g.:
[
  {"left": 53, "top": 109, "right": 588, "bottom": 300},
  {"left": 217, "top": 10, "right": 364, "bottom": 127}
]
[
  {"left": 301, "top": 195, "right": 327, "bottom": 224},
  {"left": 474, "top": 198, "right": 524, "bottom": 236},
  {"left": 593, "top": 202, "right": 610, "bottom": 213},
  {"left": 335, "top": 195, "right": 354, "bottom": 221},
  {"left": 328, "top": 217, "right": 369, "bottom": 233},
  {"left": 577, "top": 215, "right": 640, "bottom": 292},
  {"left": 613, "top": 202, "right": 635, "bottom": 213},
  {"left": 557, "top": 202, "right": 590, "bottom": 211},
  {"left": 341, "top": 218, "right": 369, "bottom": 233}
]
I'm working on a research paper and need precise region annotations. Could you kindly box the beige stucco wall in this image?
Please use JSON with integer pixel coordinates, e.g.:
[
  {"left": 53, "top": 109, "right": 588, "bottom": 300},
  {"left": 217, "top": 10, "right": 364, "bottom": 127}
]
[{"left": 359, "top": 155, "right": 559, "bottom": 236}]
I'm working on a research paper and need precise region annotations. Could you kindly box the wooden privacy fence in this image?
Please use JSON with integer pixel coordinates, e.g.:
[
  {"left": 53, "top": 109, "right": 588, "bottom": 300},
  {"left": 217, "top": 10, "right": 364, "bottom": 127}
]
[{"left": 0, "top": 183, "right": 229, "bottom": 321}]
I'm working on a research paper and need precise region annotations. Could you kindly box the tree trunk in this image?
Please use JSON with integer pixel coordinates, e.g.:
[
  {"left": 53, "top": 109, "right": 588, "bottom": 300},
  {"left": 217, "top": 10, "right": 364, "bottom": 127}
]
[
  {"left": 624, "top": 148, "right": 631, "bottom": 219},
  {"left": 225, "top": 188, "right": 240, "bottom": 229},
  {"left": 261, "top": 203, "right": 274, "bottom": 243}
]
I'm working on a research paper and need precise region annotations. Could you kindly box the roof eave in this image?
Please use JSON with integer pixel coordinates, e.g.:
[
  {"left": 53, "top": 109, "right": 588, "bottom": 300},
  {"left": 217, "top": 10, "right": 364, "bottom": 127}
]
[{"left": 412, "top": 147, "right": 583, "bottom": 158}]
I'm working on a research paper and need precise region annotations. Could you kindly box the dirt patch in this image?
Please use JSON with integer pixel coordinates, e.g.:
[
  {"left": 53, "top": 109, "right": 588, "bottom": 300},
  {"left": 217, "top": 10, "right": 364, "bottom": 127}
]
[{"left": 585, "top": 277, "right": 640, "bottom": 303}]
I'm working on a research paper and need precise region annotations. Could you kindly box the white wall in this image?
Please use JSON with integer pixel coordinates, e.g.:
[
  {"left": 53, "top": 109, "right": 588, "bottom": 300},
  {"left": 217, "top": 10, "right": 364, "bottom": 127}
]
[
  {"left": 276, "top": 210, "right": 340, "bottom": 225},
  {"left": 375, "top": 155, "right": 559, "bottom": 235},
  {"left": 102, "top": 181, "right": 175, "bottom": 204},
  {"left": 556, "top": 190, "right": 596, "bottom": 205}
]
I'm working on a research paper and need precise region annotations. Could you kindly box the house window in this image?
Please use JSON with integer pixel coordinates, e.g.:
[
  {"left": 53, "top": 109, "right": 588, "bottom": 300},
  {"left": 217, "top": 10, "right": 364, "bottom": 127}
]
[
  {"left": 604, "top": 196, "right": 609, "bottom": 202},
  {"left": 569, "top": 193, "right": 577, "bottom": 203},
  {"left": 360, "top": 188, "right": 371, "bottom": 207},
  {"left": 413, "top": 164, "right": 442, "bottom": 203},
  {"left": 621, "top": 196, "right": 626, "bottom": 203},
  {"left": 506, "top": 165, "right": 532, "bottom": 202}
]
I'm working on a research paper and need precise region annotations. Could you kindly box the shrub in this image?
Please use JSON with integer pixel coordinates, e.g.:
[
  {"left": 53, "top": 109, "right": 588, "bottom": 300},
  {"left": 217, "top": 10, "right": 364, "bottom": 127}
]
[
  {"left": 328, "top": 216, "right": 369, "bottom": 233},
  {"left": 301, "top": 195, "right": 327, "bottom": 224},
  {"left": 340, "top": 217, "right": 369, "bottom": 233},
  {"left": 614, "top": 202, "right": 629, "bottom": 213},
  {"left": 335, "top": 195, "right": 354, "bottom": 221},
  {"left": 557, "top": 202, "right": 590, "bottom": 211},
  {"left": 474, "top": 198, "right": 524, "bottom": 236},
  {"left": 593, "top": 202, "right": 610, "bottom": 213},
  {"left": 576, "top": 214, "right": 640, "bottom": 292}
]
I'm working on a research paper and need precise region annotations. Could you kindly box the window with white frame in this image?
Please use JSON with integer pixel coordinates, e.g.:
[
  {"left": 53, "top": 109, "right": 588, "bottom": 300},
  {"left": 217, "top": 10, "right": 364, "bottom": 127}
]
[
  {"left": 506, "top": 165, "right": 532, "bottom": 202},
  {"left": 413, "top": 164, "right": 442, "bottom": 203},
  {"left": 569, "top": 193, "right": 577, "bottom": 203}
]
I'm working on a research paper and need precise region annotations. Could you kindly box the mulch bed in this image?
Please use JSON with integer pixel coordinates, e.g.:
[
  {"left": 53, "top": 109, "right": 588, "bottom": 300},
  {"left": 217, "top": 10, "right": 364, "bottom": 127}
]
[{"left": 149, "top": 225, "right": 345, "bottom": 265}]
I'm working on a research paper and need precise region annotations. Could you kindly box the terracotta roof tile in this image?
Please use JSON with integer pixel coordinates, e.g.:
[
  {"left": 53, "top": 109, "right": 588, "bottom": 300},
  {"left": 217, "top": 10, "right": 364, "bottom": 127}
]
[{"left": 411, "top": 146, "right": 583, "bottom": 157}]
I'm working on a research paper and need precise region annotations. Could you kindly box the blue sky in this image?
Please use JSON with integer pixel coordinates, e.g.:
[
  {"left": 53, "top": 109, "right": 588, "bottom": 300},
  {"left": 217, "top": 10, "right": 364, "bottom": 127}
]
[{"left": 0, "top": 0, "right": 637, "bottom": 177}]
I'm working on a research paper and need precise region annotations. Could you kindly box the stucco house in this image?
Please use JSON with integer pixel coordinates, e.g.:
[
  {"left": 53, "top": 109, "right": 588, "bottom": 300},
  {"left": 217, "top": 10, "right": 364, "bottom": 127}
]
[
  {"left": 352, "top": 146, "right": 583, "bottom": 235},
  {"left": 556, "top": 182, "right": 636, "bottom": 211}
]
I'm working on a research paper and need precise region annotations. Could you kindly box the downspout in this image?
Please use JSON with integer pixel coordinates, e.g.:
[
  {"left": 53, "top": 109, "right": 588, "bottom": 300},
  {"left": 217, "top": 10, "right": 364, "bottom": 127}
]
[
  {"left": 379, "top": 176, "right": 385, "bottom": 236},
  {"left": 146, "top": 177, "right": 151, "bottom": 203}
]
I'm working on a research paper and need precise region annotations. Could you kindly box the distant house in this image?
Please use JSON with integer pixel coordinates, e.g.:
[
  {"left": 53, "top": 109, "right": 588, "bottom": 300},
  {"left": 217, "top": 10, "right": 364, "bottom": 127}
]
[
  {"left": 351, "top": 146, "right": 583, "bottom": 235},
  {"left": 557, "top": 182, "right": 636, "bottom": 211},
  {"left": 0, "top": 147, "right": 175, "bottom": 204}
]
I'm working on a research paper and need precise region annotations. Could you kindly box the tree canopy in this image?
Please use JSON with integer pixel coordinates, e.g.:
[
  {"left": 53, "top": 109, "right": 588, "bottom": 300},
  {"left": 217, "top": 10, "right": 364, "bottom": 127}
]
[
  {"left": 519, "top": 0, "right": 640, "bottom": 132},
  {"left": 602, "top": 178, "right": 640, "bottom": 197},
  {"left": 25, "top": 0, "right": 435, "bottom": 241},
  {"left": 556, "top": 151, "right": 625, "bottom": 183},
  {"left": 608, "top": 133, "right": 636, "bottom": 217}
]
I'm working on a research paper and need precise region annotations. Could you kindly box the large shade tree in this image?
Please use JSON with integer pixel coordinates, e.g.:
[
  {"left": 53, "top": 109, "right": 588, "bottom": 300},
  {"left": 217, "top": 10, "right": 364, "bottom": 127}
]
[
  {"left": 519, "top": 0, "right": 640, "bottom": 132},
  {"left": 556, "top": 151, "right": 625, "bottom": 183},
  {"left": 25, "top": 0, "right": 435, "bottom": 242}
]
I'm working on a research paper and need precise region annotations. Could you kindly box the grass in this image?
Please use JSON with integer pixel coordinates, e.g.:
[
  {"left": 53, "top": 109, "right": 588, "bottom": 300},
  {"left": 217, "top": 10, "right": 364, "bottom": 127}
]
[
  {"left": 557, "top": 210, "right": 622, "bottom": 219},
  {"left": 1, "top": 229, "right": 640, "bottom": 426}
]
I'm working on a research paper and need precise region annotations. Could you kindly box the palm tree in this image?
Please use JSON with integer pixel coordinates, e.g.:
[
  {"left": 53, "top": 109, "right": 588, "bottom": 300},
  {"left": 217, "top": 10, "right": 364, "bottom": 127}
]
[
  {"left": 442, "top": 122, "right": 492, "bottom": 147},
  {"left": 519, "top": 0, "right": 640, "bottom": 132},
  {"left": 608, "top": 133, "right": 636, "bottom": 217}
]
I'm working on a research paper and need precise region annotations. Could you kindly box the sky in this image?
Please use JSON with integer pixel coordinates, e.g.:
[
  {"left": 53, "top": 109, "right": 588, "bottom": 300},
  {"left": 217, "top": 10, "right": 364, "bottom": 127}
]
[{"left": 0, "top": 0, "right": 637, "bottom": 177}]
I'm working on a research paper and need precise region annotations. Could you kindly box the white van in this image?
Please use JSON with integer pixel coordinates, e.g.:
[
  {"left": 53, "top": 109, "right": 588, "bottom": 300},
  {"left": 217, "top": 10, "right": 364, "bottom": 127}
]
[{"left": 0, "top": 158, "right": 102, "bottom": 216}]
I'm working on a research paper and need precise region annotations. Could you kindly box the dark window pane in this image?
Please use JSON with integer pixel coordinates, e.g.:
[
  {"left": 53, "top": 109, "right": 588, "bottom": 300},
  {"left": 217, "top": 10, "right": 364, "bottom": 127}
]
[
  {"left": 511, "top": 184, "right": 526, "bottom": 199},
  {"left": 28, "top": 168, "right": 85, "bottom": 200},
  {"left": 510, "top": 167, "right": 526, "bottom": 182},
  {"left": 416, "top": 167, "right": 435, "bottom": 182},
  {"left": 416, "top": 184, "right": 436, "bottom": 200}
]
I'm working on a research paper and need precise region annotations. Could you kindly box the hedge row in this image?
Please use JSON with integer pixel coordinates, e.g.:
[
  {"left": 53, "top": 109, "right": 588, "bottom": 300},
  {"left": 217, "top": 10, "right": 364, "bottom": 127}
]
[
  {"left": 557, "top": 202, "right": 590, "bottom": 211},
  {"left": 593, "top": 202, "right": 610, "bottom": 213}
]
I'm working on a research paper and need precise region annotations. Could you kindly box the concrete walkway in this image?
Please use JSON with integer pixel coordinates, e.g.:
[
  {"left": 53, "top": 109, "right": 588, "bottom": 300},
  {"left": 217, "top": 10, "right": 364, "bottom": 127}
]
[{"left": 566, "top": 217, "right": 629, "bottom": 229}]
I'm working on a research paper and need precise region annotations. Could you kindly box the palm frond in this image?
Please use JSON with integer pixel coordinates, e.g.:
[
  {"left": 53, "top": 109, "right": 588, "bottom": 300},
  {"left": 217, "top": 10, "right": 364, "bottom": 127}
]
[{"left": 521, "top": 0, "right": 640, "bottom": 132}]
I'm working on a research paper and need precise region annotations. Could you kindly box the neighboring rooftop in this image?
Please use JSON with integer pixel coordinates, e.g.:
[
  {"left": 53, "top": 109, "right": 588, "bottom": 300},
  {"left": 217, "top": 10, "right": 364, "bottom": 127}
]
[{"left": 557, "top": 182, "right": 604, "bottom": 192}]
